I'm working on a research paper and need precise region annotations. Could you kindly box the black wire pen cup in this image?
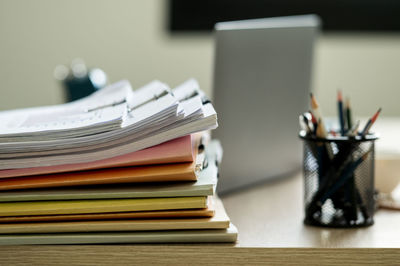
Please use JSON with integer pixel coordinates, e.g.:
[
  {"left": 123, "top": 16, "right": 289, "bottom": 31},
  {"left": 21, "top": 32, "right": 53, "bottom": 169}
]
[{"left": 299, "top": 131, "right": 378, "bottom": 228}]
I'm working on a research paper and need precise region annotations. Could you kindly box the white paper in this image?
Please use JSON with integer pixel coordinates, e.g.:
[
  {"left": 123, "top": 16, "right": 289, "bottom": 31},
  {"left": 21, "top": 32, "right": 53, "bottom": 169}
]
[{"left": 0, "top": 79, "right": 218, "bottom": 169}]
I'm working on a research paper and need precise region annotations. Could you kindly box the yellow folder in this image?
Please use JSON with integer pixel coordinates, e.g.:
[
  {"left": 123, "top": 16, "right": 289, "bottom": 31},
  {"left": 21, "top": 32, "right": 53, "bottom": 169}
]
[
  {"left": 0, "top": 196, "right": 207, "bottom": 217},
  {"left": 0, "top": 198, "right": 228, "bottom": 234},
  {"left": 0, "top": 208, "right": 215, "bottom": 223}
]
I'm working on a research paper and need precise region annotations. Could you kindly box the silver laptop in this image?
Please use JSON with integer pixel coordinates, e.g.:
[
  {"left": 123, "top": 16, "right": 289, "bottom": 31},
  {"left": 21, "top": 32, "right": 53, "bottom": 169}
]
[{"left": 212, "top": 15, "right": 320, "bottom": 193}]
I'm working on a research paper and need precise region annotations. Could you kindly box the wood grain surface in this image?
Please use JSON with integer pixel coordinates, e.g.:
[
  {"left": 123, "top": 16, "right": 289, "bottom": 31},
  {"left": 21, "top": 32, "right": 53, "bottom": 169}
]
[{"left": 0, "top": 246, "right": 399, "bottom": 265}]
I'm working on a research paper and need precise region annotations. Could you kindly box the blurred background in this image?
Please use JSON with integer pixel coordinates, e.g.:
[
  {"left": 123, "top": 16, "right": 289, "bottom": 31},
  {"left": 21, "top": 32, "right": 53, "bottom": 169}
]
[{"left": 1, "top": 0, "right": 400, "bottom": 116}]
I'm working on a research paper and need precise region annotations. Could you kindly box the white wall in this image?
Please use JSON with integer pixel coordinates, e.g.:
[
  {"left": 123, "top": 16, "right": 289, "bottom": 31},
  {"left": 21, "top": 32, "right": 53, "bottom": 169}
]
[
  {"left": 0, "top": 0, "right": 213, "bottom": 109},
  {"left": 1, "top": 0, "right": 399, "bottom": 116},
  {"left": 315, "top": 34, "right": 400, "bottom": 117}
]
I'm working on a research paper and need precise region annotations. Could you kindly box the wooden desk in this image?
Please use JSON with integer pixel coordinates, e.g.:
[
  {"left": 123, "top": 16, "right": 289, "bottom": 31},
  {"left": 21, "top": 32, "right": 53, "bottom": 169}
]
[{"left": 1, "top": 174, "right": 400, "bottom": 265}]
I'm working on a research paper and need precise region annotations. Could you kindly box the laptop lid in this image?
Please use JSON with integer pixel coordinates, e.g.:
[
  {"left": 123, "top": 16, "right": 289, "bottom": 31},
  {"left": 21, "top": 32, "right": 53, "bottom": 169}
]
[{"left": 212, "top": 15, "right": 320, "bottom": 193}]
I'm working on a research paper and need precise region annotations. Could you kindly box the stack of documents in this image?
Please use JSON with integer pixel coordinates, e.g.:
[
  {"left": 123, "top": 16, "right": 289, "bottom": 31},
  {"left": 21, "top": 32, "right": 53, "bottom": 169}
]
[{"left": 0, "top": 79, "right": 237, "bottom": 245}]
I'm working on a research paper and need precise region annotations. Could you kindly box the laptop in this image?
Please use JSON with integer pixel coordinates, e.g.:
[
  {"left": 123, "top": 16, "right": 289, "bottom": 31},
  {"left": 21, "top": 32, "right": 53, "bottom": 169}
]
[{"left": 212, "top": 15, "right": 320, "bottom": 193}]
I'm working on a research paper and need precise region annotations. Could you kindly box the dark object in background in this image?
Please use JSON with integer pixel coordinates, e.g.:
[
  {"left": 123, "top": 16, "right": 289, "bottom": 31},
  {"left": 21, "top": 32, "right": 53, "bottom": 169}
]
[
  {"left": 169, "top": 0, "right": 400, "bottom": 32},
  {"left": 54, "top": 59, "right": 108, "bottom": 102}
]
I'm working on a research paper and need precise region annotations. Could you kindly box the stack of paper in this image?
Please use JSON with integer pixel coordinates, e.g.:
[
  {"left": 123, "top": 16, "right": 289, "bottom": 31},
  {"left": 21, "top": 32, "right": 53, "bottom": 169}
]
[{"left": 0, "top": 79, "right": 237, "bottom": 245}]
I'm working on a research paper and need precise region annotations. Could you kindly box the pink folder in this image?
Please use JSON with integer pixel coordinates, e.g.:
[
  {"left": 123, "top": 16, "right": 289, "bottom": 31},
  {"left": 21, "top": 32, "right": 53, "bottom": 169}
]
[{"left": 0, "top": 135, "right": 194, "bottom": 179}]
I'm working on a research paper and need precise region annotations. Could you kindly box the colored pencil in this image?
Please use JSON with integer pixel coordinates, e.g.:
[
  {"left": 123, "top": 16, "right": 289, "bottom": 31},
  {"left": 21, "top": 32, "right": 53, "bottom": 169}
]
[
  {"left": 320, "top": 151, "right": 370, "bottom": 203},
  {"left": 345, "top": 97, "right": 352, "bottom": 129},
  {"left": 310, "top": 93, "right": 327, "bottom": 137},
  {"left": 360, "top": 108, "right": 382, "bottom": 137},
  {"left": 337, "top": 90, "right": 345, "bottom": 136}
]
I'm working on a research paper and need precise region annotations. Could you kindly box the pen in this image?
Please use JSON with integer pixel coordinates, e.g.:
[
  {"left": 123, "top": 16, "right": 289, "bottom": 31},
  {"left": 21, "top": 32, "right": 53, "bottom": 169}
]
[
  {"left": 337, "top": 90, "right": 345, "bottom": 136},
  {"left": 359, "top": 108, "right": 382, "bottom": 137}
]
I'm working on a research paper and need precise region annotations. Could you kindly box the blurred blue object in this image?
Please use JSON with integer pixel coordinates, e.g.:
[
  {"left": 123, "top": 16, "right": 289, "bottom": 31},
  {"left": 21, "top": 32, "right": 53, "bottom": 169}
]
[{"left": 54, "top": 58, "right": 108, "bottom": 102}]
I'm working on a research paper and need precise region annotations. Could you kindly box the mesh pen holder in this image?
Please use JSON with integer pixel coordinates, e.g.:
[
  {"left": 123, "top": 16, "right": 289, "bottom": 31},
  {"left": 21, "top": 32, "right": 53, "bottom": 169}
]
[{"left": 300, "top": 131, "right": 377, "bottom": 228}]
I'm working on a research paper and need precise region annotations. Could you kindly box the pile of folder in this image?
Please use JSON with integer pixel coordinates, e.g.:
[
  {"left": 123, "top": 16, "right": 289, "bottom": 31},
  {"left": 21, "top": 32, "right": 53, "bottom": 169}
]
[{"left": 0, "top": 79, "right": 237, "bottom": 244}]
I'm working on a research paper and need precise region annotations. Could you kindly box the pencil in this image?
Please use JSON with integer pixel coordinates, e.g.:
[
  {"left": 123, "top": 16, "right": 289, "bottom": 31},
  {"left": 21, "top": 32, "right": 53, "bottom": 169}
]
[
  {"left": 337, "top": 90, "right": 345, "bottom": 136},
  {"left": 320, "top": 150, "right": 370, "bottom": 203},
  {"left": 348, "top": 120, "right": 360, "bottom": 137},
  {"left": 310, "top": 93, "right": 327, "bottom": 137},
  {"left": 316, "top": 119, "right": 325, "bottom": 138},
  {"left": 345, "top": 97, "right": 352, "bottom": 130},
  {"left": 360, "top": 108, "right": 382, "bottom": 137}
]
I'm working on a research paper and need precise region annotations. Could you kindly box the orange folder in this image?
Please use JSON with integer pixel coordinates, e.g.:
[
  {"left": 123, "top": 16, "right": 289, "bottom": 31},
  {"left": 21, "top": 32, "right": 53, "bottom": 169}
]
[
  {"left": 0, "top": 161, "right": 197, "bottom": 191},
  {"left": 0, "top": 135, "right": 195, "bottom": 179}
]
